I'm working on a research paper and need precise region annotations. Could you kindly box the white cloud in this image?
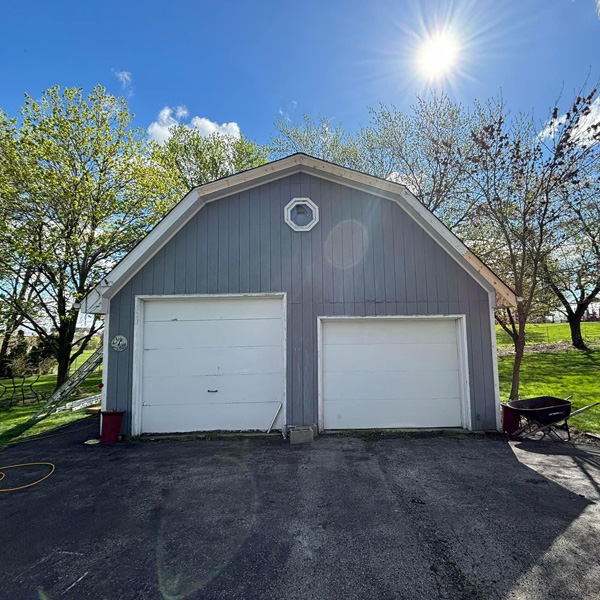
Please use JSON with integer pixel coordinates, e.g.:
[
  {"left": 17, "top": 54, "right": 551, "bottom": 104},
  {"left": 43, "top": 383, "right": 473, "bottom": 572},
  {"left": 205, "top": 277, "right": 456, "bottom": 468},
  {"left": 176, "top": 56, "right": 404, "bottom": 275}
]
[
  {"left": 112, "top": 69, "right": 134, "bottom": 97},
  {"left": 147, "top": 105, "right": 241, "bottom": 144},
  {"left": 539, "top": 113, "right": 568, "bottom": 140},
  {"left": 147, "top": 107, "right": 179, "bottom": 144},
  {"left": 539, "top": 97, "right": 600, "bottom": 146},
  {"left": 189, "top": 116, "right": 240, "bottom": 138},
  {"left": 175, "top": 106, "right": 188, "bottom": 119},
  {"left": 278, "top": 100, "right": 298, "bottom": 123},
  {"left": 572, "top": 97, "right": 600, "bottom": 145}
]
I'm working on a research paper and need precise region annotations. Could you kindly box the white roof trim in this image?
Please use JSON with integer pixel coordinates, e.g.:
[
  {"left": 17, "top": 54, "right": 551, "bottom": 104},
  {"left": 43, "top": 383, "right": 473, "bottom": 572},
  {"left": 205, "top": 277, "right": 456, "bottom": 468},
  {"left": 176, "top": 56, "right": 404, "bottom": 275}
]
[{"left": 82, "top": 154, "right": 516, "bottom": 314}]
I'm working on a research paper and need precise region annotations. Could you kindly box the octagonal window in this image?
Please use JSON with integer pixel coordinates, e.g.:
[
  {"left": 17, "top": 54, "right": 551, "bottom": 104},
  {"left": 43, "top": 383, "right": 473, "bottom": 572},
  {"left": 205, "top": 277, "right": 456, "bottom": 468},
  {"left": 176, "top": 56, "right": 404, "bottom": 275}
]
[{"left": 284, "top": 198, "right": 319, "bottom": 231}]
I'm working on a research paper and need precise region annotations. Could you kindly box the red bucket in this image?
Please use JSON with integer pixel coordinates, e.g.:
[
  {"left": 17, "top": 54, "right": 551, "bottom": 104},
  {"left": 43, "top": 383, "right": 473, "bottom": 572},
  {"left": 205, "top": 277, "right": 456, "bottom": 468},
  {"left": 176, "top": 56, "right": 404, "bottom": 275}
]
[
  {"left": 101, "top": 411, "right": 126, "bottom": 445},
  {"left": 502, "top": 404, "right": 520, "bottom": 434}
]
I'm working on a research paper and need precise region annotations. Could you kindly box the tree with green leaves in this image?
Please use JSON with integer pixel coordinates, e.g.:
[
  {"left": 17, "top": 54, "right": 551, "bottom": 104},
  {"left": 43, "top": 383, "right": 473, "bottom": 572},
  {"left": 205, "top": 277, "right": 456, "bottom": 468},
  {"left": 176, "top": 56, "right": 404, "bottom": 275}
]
[
  {"left": 360, "top": 94, "right": 480, "bottom": 231},
  {"left": 543, "top": 134, "right": 600, "bottom": 348},
  {"left": 467, "top": 88, "right": 600, "bottom": 397},
  {"left": 542, "top": 241, "right": 599, "bottom": 348},
  {"left": 151, "top": 124, "right": 267, "bottom": 193},
  {"left": 0, "top": 85, "right": 178, "bottom": 388},
  {"left": 271, "top": 114, "right": 365, "bottom": 169},
  {"left": 0, "top": 259, "right": 38, "bottom": 378},
  {"left": 271, "top": 95, "right": 482, "bottom": 233}
]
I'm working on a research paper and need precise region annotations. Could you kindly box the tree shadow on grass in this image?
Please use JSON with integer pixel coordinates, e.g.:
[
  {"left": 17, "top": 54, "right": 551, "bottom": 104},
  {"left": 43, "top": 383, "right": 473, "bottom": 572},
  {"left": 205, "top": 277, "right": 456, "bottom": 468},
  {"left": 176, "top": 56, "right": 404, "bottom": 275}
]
[
  {"left": 0, "top": 415, "right": 96, "bottom": 449},
  {"left": 0, "top": 418, "right": 40, "bottom": 447}
]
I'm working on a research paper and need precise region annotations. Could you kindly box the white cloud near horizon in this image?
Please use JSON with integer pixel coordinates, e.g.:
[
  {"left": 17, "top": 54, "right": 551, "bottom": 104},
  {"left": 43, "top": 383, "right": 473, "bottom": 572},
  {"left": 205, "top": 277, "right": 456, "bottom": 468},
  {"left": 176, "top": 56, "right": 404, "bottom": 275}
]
[
  {"left": 147, "top": 105, "right": 241, "bottom": 144},
  {"left": 112, "top": 69, "right": 134, "bottom": 97}
]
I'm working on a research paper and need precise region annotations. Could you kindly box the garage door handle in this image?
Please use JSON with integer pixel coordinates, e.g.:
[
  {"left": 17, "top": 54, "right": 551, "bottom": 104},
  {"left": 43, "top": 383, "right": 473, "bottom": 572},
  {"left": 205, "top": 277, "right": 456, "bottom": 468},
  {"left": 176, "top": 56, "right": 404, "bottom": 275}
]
[{"left": 207, "top": 389, "right": 218, "bottom": 393}]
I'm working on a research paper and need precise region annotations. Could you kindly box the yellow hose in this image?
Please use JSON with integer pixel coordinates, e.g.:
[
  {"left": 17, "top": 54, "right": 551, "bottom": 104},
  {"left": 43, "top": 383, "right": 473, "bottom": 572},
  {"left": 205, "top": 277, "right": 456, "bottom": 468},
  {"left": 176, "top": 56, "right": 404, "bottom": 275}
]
[{"left": 0, "top": 462, "right": 55, "bottom": 492}]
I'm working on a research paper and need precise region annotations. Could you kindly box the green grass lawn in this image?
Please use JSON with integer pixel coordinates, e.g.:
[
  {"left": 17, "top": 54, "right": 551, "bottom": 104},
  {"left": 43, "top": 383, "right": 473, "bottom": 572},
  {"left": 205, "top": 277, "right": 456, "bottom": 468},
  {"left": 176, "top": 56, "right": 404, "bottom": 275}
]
[
  {"left": 0, "top": 403, "right": 96, "bottom": 447},
  {"left": 496, "top": 321, "right": 600, "bottom": 347},
  {"left": 70, "top": 348, "right": 97, "bottom": 370},
  {"left": 0, "top": 370, "right": 102, "bottom": 446},
  {"left": 0, "top": 346, "right": 101, "bottom": 404},
  {"left": 0, "top": 347, "right": 102, "bottom": 447},
  {"left": 0, "top": 370, "right": 102, "bottom": 403},
  {"left": 498, "top": 349, "right": 600, "bottom": 435}
]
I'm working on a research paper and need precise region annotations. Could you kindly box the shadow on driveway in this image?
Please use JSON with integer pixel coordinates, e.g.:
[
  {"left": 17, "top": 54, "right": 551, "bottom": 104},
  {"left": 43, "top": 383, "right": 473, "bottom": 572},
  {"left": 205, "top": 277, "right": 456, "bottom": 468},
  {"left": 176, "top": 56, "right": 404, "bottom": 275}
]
[{"left": 0, "top": 421, "right": 598, "bottom": 600}]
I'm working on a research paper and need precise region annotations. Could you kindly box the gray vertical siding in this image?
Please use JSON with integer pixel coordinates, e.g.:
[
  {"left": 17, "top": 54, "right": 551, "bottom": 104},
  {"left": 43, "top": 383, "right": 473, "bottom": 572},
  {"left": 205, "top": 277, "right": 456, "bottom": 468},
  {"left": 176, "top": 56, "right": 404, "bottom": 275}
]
[{"left": 107, "top": 172, "right": 496, "bottom": 433}]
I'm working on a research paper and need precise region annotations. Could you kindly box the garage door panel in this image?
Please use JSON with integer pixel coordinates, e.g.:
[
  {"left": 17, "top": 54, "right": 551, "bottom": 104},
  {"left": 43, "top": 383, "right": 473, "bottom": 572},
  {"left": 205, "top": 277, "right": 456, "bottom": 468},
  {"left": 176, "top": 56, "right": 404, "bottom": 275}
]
[
  {"left": 322, "top": 318, "right": 465, "bottom": 430},
  {"left": 144, "top": 318, "right": 282, "bottom": 350},
  {"left": 323, "top": 343, "right": 458, "bottom": 373},
  {"left": 324, "top": 398, "right": 462, "bottom": 429},
  {"left": 323, "top": 370, "right": 460, "bottom": 401},
  {"left": 143, "top": 346, "right": 283, "bottom": 378},
  {"left": 144, "top": 297, "right": 282, "bottom": 322},
  {"left": 142, "top": 372, "right": 282, "bottom": 405},
  {"left": 139, "top": 296, "right": 284, "bottom": 433},
  {"left": 324, "top": 319, "right": 457, "bottom": 345},
  {"left": 142, "top": 401, "right": 283, "bottom": 433}
]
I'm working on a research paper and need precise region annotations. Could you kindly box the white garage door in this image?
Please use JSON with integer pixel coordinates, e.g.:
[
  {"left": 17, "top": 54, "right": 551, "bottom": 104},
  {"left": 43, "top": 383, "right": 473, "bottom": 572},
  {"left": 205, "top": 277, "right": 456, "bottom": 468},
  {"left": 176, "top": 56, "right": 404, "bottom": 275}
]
[
  {"left": 321, "top": 318, "right": 466, "bottom": 430},
  {"left": 138, "top": 296, "right": 285, "bottom": 434}
]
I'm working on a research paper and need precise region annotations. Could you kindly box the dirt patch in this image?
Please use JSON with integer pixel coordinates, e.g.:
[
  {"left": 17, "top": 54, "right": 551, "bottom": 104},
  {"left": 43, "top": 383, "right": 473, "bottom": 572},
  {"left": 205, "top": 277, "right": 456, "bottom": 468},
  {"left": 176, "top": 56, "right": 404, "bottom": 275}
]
[
  {"left": 572, "top": 429, "right": 600, "bottom": 449},
  {"left": 498, "top": 341, "right": 574, "bottom": 356}
]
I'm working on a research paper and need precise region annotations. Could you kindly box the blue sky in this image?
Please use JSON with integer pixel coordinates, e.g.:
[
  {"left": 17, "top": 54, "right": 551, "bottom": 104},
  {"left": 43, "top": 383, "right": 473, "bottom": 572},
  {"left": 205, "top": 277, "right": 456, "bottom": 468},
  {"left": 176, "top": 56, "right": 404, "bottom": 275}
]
[{"left": 1, "top": 0, "right": 599, "bottom": 145}]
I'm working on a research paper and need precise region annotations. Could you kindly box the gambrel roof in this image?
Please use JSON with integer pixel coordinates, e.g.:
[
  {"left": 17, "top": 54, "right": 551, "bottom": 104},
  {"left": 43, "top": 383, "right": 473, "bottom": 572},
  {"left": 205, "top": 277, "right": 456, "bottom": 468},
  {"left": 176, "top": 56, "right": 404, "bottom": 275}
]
[{"left": 82, "top": 153, "right": 517, "bottom": 313}]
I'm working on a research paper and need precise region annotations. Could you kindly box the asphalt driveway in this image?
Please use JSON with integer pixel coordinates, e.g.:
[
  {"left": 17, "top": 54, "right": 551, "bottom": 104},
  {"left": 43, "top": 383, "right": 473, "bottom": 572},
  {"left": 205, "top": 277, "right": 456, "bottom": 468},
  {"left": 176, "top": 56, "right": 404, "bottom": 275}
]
[{"left": 1, "top": 420, "right": 599, "bottom": 600}]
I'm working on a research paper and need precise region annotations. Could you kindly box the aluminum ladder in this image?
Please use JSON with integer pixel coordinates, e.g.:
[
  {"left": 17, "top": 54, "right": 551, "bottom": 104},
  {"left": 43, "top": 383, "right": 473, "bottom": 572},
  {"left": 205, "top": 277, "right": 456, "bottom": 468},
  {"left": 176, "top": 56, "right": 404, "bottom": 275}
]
[{"left": 32, "top": 347, "right": 103, "bottom": 421}]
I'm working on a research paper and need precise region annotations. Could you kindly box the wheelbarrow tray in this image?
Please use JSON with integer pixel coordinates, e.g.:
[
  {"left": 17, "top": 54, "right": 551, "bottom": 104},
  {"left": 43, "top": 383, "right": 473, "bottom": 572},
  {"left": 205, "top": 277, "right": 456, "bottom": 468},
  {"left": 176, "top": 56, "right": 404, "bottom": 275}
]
[{"left": 507, "top": 396, "right": 572, "bottom": 427}]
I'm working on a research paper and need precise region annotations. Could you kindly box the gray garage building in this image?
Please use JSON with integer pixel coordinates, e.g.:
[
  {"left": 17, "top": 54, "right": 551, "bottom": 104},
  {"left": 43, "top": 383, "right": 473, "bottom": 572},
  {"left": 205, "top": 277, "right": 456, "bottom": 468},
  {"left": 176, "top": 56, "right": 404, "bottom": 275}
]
[{"left": 83, "top": 153, "right": 516, "bottom": 436}]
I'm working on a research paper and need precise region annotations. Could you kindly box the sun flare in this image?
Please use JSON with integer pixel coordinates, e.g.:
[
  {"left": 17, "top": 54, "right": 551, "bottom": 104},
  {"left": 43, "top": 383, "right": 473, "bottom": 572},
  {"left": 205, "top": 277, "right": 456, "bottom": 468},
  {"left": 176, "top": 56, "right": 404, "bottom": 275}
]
[{"left": 417, "top": 33, "right": 460, "bottom": 79}]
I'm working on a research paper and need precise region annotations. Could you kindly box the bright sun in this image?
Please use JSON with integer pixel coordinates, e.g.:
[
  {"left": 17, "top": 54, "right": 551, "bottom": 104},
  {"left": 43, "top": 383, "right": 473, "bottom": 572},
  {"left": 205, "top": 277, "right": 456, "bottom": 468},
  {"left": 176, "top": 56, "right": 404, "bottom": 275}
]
[{"left": 417, "top": 33, "right": 460, "bottom": 79}]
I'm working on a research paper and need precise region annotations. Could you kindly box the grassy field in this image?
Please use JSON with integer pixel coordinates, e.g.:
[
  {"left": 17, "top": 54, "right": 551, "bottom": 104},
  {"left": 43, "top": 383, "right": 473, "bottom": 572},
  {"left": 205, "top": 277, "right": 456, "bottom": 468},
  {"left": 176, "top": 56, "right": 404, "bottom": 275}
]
[
  {"left": 0, "top": 349, "right": 102, "bottom": 446},
  {"left": 69, "top": 348, "right": 97, "bottom": 370},
  {"left": 0, "top": 369, "right": 102, "bottom": 402},
  {"left": 0, "top": 403, "right": 96, "bottom": 447},
  {"left": 496, "top": 321, "right": 600, "bottom": 347},
  {"left": 0, "top": 348, "right": 101, "bottom": 401},
  {"left": 498, "top": 349, "right": 600, "bottom": 435}
]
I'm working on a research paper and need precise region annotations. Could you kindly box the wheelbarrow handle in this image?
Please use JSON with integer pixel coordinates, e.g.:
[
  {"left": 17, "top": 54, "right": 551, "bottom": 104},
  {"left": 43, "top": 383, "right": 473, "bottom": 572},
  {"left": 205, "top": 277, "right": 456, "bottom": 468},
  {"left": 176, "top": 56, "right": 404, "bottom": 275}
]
[{"left": 568, "top": 402, "right": 600, "bottom": 418}]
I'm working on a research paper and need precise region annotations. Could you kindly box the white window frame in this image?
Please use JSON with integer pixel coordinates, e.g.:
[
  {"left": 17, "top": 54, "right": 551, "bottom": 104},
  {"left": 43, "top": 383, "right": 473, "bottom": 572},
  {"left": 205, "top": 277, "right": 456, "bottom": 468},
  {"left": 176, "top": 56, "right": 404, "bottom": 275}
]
[
  {"left": 316, "top": 314, "right": 472, "bottom": 432},
  {"left": 284, "top": 197, "right": 319, "bottom": 231}
]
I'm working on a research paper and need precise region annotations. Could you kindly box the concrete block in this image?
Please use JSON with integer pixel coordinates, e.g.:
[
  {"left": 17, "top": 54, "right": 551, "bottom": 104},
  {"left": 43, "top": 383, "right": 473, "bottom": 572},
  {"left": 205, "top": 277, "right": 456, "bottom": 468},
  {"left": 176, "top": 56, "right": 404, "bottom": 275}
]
[{"left": 290, "top": 426, "right": 314, "bottom": 445}]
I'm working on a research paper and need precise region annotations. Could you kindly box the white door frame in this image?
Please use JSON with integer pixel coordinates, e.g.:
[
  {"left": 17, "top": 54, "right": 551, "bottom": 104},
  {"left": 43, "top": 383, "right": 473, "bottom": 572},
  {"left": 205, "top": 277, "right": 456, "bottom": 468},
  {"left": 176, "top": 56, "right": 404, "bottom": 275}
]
[
  {"left": 131, "top": 292, "right": 287, "bottom": 436},
  {"left": 317, "top": 314, "right": 472, "bottom": 432}
]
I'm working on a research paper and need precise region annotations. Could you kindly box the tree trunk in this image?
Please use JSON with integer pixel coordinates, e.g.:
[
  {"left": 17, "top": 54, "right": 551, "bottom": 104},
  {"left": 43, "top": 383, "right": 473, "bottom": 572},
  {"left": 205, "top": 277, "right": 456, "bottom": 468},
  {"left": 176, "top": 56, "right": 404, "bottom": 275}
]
[
  {"left": 509, "top": 312, "right": 527, "bottom": 400},
  {"left": 568, "top": 313, "right": 588, "bottom": 350},
  {"left": 55, "top": 352, "right": 71, "bottom": 390},
  {"left": 509, "top": 338, "right": 525, "bottom": 400},
  {"left": 53, "top": 315, "right": 79, "bottom": 390},
  {"left": 545, "top": 276, "right": 599, "bottom": 351},
  {"left": 0, "top": 329, "right": 13, "bottom": 377},
  {"left": 0, "top": 310, "right": 24, "bottom": 377}
]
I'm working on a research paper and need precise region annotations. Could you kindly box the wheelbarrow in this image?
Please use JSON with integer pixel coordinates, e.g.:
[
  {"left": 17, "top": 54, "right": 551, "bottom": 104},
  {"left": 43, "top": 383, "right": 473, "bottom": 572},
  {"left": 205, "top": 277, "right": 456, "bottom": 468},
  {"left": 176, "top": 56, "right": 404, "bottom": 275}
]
[{"left": 503, "top": 396, "right": 599, "bottom": 441}]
